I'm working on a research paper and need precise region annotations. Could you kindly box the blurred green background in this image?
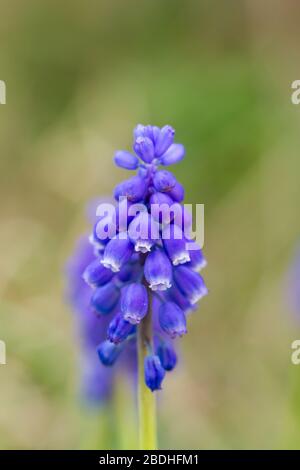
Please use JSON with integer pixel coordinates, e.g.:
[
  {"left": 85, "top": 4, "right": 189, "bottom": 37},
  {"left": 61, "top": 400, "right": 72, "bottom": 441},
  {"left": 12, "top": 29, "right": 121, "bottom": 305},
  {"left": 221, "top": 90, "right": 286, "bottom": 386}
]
[{"left": 1, "top": 0, "right": 300, "bottom": 449}]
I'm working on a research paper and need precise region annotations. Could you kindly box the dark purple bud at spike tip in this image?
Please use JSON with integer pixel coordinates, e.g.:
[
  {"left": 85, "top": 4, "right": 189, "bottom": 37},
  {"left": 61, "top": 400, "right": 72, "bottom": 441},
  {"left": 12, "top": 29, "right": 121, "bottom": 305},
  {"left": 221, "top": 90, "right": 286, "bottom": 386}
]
[
  {"left": 144, "top": 355, "right": 166, "bottom": 391},
  {"left": 133, "top": 125, "right": 161, "bottom": 146},
  {"left": 145, "top": 125, "right": 160, "bottom": 144},
  {"left": 121, "top": 283, "right": 148, "bottom": 324},
  {"left": 134, "top": 136, "right": 155, "bottom": 163},
  {"left": 155, "top": 125, "right": 175, "bottom": 158},
  {"left": 114, "top": 150, "right": 139, "bottom": 170},
  {"left": 133, "top": 124, "right": 146, "bottom": 140},
  {"left": 159, "top": 301, "right": 187, "bottom": 338},
  {"left": 160, "top": 143, "right": 185, "bottom": 166}
]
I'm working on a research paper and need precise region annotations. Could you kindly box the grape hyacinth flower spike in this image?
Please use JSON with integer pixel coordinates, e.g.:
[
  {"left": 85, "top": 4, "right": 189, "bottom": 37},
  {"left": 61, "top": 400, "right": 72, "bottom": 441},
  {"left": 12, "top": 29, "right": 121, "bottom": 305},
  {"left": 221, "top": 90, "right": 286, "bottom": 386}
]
[{"left": 81, "top": 124, "right": 208, "bottom": 449}]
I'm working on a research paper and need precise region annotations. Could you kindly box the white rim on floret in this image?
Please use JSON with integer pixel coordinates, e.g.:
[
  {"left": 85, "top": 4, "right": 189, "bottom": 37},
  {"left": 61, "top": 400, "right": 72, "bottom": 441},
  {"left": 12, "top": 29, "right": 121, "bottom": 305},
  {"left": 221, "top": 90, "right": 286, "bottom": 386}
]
[
  {"left": 190, "top": 286, "right": 208, "bottom": 304},
  {"left": 149, "top": 279, "right": 172, "bottom": 291},
  {"left": 101, "top": 257, "right": 120, "bottom": 273},
  {"left": 172, "top": 252, "right": 191, "bottom": 266},
  {"left": 134, "top": 240, "right": 152, "bottom": 254}
]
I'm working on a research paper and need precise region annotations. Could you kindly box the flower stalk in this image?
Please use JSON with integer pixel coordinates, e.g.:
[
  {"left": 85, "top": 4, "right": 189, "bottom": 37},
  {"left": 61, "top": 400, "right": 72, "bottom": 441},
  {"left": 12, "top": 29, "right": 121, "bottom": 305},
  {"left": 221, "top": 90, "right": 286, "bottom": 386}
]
[{"left": 138, "top": 287, "right": 157, "bottom": 450}]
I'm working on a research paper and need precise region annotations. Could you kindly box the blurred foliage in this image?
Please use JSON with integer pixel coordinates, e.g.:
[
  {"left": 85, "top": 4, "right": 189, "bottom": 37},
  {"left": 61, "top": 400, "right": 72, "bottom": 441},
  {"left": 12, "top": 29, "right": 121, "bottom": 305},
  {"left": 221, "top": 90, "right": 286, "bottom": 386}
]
[{"left": 1, "top": 0, "right": 300, "bottom": 449}]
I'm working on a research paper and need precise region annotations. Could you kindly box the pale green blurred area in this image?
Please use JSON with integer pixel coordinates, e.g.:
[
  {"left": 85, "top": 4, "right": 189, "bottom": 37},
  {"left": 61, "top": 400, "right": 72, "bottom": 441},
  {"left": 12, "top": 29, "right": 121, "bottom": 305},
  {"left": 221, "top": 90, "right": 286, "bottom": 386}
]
[{"left": 1, "top": 0, "right": 300, "bottom": 449}]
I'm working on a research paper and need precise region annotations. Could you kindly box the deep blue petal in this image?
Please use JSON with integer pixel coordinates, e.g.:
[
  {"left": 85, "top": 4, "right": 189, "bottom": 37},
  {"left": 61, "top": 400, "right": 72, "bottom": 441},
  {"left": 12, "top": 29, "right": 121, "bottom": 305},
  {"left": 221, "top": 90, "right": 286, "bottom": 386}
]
[
  {"left": 173, "top": 266, "right": 208, "bottom": 305},
  {"left": 114, "top": 150, "right": 139, "bottom": 170},
  {"left": 121, "top": 283, "right": 148, "bottom": 324},
  {"left": 91, "top": 283, "right": 120, "bottom": 315},
  {"left": 157, "top": 342, "right": 177, "bottom": 371},
  {"left": 114, "top": 175, "right": 146, "bottom": 202},
  {"left": 160, "top": 143, "right": 185, "bottom": 166},
  {"left": 107, "top": 313, "right": 136, "bottom": 344},
  {"left": 153, "top": 170, "right": 177, "bottom": 193},
  {"left": 144, "top": 355, "right": 165, "bottom": 391},
  {"left": 155, "top": 125, "right": 175, "bottom": 158},
  {"left": 159, "top": 301, "right": 187, "bottom": 338},
  {"left": 97, "top": 340, "right": 122, "bottom": 366},
  {"left": 82, "top": 258, "right": 114, "bottom": 287},
  {"left": 162, "top": 224, "right": 190, "bottom": 266},
  {"left": 101, "top": 235, "right": 134, "bottom": 273},
  {"left": 144, "top": 248, "right": 172, "bottom": 291}
]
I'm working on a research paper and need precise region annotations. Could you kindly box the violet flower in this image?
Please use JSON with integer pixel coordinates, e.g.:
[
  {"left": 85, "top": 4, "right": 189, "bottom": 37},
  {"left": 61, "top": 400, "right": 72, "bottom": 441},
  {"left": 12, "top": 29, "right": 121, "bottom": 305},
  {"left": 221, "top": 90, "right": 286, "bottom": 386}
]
[{"left": 81, "top": 125, "right": 208, "bottom": 392}]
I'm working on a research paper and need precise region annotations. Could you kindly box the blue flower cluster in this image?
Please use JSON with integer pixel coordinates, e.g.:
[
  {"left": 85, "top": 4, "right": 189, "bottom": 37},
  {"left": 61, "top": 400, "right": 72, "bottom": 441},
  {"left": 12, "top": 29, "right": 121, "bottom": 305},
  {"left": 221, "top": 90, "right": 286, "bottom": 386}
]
[{"left": 83, "top": 124, "right": 208, "bottom": 392}]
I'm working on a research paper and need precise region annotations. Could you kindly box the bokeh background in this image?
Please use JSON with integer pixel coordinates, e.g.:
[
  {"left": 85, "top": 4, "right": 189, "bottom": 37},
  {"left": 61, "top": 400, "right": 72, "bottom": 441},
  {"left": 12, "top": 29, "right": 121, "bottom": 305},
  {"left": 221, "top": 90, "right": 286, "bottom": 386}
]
[{"left": 1, "top": 0, "right": 300, "bottom": 449}]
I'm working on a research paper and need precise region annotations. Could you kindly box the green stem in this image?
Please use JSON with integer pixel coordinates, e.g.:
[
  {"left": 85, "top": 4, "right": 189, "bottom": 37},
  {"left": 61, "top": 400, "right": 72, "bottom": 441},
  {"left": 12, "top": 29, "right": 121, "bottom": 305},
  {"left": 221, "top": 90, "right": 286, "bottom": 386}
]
[{"left": 138, "top": 287, "right": 157, "bottom": 450}]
